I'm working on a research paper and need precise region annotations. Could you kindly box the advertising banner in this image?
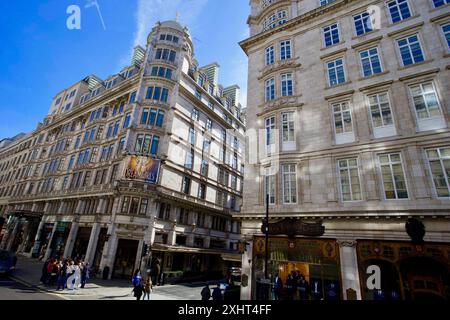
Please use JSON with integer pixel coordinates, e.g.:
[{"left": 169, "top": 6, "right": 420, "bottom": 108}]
[{"left": 125, "top": 155, "right": 161, "bottom": 184}]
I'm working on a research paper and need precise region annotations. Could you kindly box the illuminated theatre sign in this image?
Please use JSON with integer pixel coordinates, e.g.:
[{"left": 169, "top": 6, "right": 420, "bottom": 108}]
[
  {"left": 125, "top": 155, "right": 161, "bottom": 184},
  {"left": 261, "top": 218, "right": 325, "bottom": 238}
]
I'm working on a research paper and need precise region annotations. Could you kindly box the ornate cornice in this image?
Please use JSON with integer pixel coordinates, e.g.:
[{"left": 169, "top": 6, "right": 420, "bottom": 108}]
[
  {"left": 240, "top": 0, "right": 358, "bottom": 54},
  {"left": 337, "top": 240, "right": 357, "bottom": 248}
]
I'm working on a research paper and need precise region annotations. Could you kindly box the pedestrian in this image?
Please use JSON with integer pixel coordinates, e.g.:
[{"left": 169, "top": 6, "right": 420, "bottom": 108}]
[
  {"left": 273, "top": 274, "right": 283, "bottom": 301},
  {"left": 80, "top": 262, "right": 90, "bottom": 288},
  {"left": 56, "top": 261, "right": 65, "bottom": 291},
  {"left": 212, "top": 284, "right": 223, "bottom": 301},
  {"left": 143, "top": 278, "right": 153, "bottom": 300},
  {"left": 201, "top": 284, "right": 211, "bottom": 301},
  {"left": 132, "top": 280, "right": 144, "bottom": 300},
  {"left": 132, "top": 269, "right": 142, "bottom": 288}
]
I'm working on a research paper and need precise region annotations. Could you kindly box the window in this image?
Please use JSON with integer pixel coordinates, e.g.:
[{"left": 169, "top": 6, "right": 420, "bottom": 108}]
[
  {"left": 149, "top": 109, "right": 157, "bottom": 126},
  {"left": 262, "top": 10, "right": 288, "bottom": 31},
  {"left": 409, "top": 82, "right": 442, "bottom": 120},
  {"left": 198, "top": 184, "right": 206, "bottom": 200},
  {"left": 281, "top": 112, "right": 295, "bottom": 149},
  {"left": 201, "top": 160, "right": 209, "bottom": 177},
  {"left": 113, "top": 121, "right": 121, "bottom": 136},
  {"left": 442, "top": 23, "right": 450, "bottom": 51},
  {"left": 129, "top": 198, "right": 140, "bottom": 215},
  {"left": 368, "top": 92, "right": 394, "bottom": 129},
  {"left": 338, "top": 159, "right": 362, "bottom": 201},
  {"left": 265, "top": 78, "right": 275, "bottom": 101},
  {"left": 188, "top": 127, "right": 196, "bottom": 145},
  {"left": 354, "top": 12, "right": 373, "bottom": 36},
  {"left": 156, "top": 110, "right": 165, "bottom": 127},
  {"left": 146, "top": 86, "right": 169, "bottom": 102},
  {"left": 280, "top": 40, "right": 292, "bottom": 60},
  {"left": 427, "top": 147, "right": 450, "bottom": 197},
  {"left": 123, "top": 113, "right": 131, "bottom": 129},
  {"left": 191, "top": 108, "right": 199, "bottom": 121},
  {"left": 185, "top": 149, "right": 194, "bottom": 170},
  {"left": 388, "top": 0, "right": 411, "bottom": 23},
  {"left": 155, "top": 48, "right": 176, "bottom": 62},
  {"left": 323, "top": 24, "right": 340, "bottom": 47},
  {"left": 333, "top": 102, "right": 353, "bottom": 135},
  {"left": 282, "top": 164, "right": 297, "bottom": 204},
  {"left": 433, "top": 0, "right": 450, "bottom": 7},
  {"left": 206, "top": 118, "right": 213, "bottom": 131},
  {"left": 266, "top": 46, "right": 274, "bottom": 65},
  {"left": 158, "top": 203, "right": 171, "bottom": 220},
  {"left": 360, "top": 48, "right": 382, "bottom": 77},
  {"left": 141, "top": 109, "right": 149, "bottom": 125},
  {"left": 265, "top": 117, "right": 276, "bottom": 153},
  {"left": 129, "top": 91, "right": 137, "bottom": 103},
  {"left": 121, "top": 197, "right": 131, "bottom": 213},
  {"left": 320, "top": 0, "right": 336, "bottom": 5},
  {"left": 151, "top": 136, "right": 159, "bottom": 156},
  {"left": 281, "top": 73, "right": 293, "bottom": 96},
  {"left": 264, "top": 167, "right": 276, "bottom": 204},
  {"left": 327, "top": 58, "right": 346, "bottom": 86},
  {"left": 379, "top": 153, "right": 409, "bottom": 199},
  {"left": 397, "top": 35, "right": 424, "bottom": 66},
  {"left": 139, "top": 198, "right": 148, "bottom": 215},
  {"left": 203, "top": 140, "right": 211, "bottom": 154},
  {"left": 182, "top": 176, "right": 191, "bottom": 195}
]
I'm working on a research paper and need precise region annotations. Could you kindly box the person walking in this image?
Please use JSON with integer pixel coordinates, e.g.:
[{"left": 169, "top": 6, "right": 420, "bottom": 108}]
[
  {"left": 56, "top": 261, "right": 65, "bottom": 291},
  {"left": 212, "top": 284, "right": 223, "bottom": 301},
  {"left": 132, "top": 280, "right": 144, "bottom": 300},
  {"left": 201, "top": 284, "right": 211, "bottom": 301},
  {"left": 80, "top": 262, "right": 90, "bottom": 288},
  {"left": 132, "top": 269, "right": 142, "bottom": 288},
  {"left": 143, "top": 278, "right": 153, "bottom": 300}
]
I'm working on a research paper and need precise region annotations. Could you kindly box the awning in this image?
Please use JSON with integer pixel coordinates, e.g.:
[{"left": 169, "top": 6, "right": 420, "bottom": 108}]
[
  {"left": 152, "top": 243, "right": 242, "bottom": 260},
  {"left": 221, "top": 253, "right": 242, "bottom": 263}
]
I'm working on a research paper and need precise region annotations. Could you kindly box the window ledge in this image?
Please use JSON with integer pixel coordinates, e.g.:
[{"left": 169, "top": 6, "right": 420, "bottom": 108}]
[
  {"left": 325, "top": 80, "right": 352, "bottom": 90},
  {"left": 398, "top": 59, "right": 434, "bottom": 71},
  {"left": 358, "top": 70, "right": 390, "bottom": 82},
  {"left": 320, "top": 41, "right": 346, "bottom": 52},
  {"left": 351, "top": 29, "right": 380, "bottom": 41},
  {"left": 389, "top": 14, "right": 421, "bottom": 28}
]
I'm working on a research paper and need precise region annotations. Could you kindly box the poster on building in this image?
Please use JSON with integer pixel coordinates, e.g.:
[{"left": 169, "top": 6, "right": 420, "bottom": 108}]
[{"left": 125, "top": 155, "right": 161, "bottom": 184}]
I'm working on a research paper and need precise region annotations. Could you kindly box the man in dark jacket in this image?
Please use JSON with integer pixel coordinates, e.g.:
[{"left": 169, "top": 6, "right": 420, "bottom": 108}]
[
  {"left": 212, "top": 284, "right": 223, "bottom": 301},
  {"left": 201, "top": 285, "right": 211, "bottom": 301}
]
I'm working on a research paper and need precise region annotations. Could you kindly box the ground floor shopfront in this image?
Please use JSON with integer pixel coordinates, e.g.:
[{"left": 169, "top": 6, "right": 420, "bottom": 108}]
[{"left": 240, "top": 217, "right": 450, "bottom": 301}]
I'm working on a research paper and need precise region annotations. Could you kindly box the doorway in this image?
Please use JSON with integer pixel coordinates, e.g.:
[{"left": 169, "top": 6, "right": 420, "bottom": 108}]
[{"left": 112, "top": 239, "right": 139, "bottom": 279}]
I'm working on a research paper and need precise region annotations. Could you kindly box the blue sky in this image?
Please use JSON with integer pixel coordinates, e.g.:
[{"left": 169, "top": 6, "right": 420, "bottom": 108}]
[{"left": 0, "top": 0, "right": 249, "bottom": 139}]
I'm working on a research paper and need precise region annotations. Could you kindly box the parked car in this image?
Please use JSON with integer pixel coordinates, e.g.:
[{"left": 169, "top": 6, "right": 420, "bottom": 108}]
[{"left": 0, "top": 250, "right": 17, "bottom": 276}]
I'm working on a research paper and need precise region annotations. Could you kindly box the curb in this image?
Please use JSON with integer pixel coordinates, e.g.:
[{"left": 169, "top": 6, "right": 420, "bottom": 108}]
[{"left": 10, "top": 275, "right": 71, "bottom": 300}]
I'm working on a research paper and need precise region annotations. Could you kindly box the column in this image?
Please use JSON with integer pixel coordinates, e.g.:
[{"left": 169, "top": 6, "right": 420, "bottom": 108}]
[
  {"left": 337, "top": 240, "right": 362, "bottom": 300},
  {"left": 135, "top": 239, "right": 144, "bottom": 274},
  {"left": 240, "top": 240, "right": 253, "bottom": 301},
  {"left": 84, "top": 222, "right": 101, "bottom": 265},
  {"left": 99, "top": 224, "right": 117, "bottom": 279},
  {"left": 5, "top": 220, "right": 20, "bottom": 251},
  {"left": 63, "top": 221, "right": 79, "bottom": 258},
  {"left": 43, "top": 222, "right": 58, "bottom": 261},
  {"left": 31, "top": 218, "right": 46, "bottom": 258}
]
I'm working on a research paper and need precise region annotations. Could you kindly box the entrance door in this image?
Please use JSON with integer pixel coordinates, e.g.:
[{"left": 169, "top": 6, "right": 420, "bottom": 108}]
[
  {"left": 112, "top": 239, "right": 139, "bottom": 279},
  {"left": 71, "top": 227, "right": 92, "bottom": 260}
]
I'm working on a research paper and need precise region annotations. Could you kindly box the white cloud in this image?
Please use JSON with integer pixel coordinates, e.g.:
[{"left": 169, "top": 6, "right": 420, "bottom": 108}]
[{"left": 134, "top": 0, "right": 209, "bottom": 47}]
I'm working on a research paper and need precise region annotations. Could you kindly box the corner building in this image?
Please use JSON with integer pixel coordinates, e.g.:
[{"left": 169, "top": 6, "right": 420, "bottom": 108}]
[
  {"left": 0, "top": 21, "right": 245, "bottom": 281},
  {"left": 239, "top": 0, "right": 450, "bottom": 300}
]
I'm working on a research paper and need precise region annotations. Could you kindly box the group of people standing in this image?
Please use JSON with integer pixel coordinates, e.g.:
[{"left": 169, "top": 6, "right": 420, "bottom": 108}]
[{"left": 40, "top": 257, "right": 90, "bottom": 291}]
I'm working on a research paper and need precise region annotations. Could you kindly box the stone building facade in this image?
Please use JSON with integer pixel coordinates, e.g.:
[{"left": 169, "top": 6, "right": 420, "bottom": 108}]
[
  {"left": 0, "top": 20, "right": 245, "bottom": 281},
  {"left": 239, "top": 0, "right": 450, "bottom": 300}
]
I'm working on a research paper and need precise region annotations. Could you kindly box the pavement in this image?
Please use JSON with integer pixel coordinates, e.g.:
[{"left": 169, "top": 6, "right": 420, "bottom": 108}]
[{"left": 7, "top": 255, "right": 212, "bottom": 300}]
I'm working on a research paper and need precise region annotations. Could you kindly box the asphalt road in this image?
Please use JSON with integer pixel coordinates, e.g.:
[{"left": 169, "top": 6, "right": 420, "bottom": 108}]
[{"left": 0, "top": 275, "right": 63, "bottom": 300}]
